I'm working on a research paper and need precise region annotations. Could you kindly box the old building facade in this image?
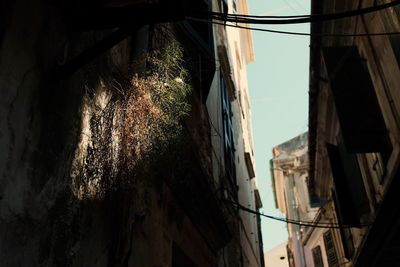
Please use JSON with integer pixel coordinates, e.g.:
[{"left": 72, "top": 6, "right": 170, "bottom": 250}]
[
  {"left": 0, "top": 0, "right": 263, "bottom": 266},
  {"left": 270, "top": 133, "right": 319, "bottom": 267},
  {"left": 309, "top": 0, "right": 400, "bottom": 266}
]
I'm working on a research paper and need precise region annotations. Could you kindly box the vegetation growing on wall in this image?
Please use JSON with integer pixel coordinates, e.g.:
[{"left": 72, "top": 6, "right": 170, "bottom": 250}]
[
  {"left": 123, "top": 41, "right": 191, "bottom": 169},
  {"left": 71, "top": 41, "right": 192, "bottom": 200}
]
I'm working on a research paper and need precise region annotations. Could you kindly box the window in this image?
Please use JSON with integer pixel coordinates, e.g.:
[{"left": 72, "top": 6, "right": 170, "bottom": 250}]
[
  {"left": 232, "top": 0, "right": 237, "bottom": 13},
  {"left": 312, "top": 245, "right": 324, "bottom": 267},
  {"left": 332, "top": 191, "right": 355, "bottom": 259},
  {"left": 221, "top": 70, "right": 236, "bottom": 183},
  {"left": 322, "top": 46, "right": 391, "bottom": 156},
  {"left": 221, "top": 0, "right": 228, "bottom": 14},
  {"left": 244, "top": 152, "right": 255, "bottom": 179},
  {"left": 323, "top": 230, "right": 339, "bottom": 267},
  {"left": 309, "top": 192, "right": 324, "bottom": 208},
  {"left": 326, "top": 142, "right": 370, "bottom": 227},
  {"left": 177, "top": 0, "right": 215, "bottom": 100}
]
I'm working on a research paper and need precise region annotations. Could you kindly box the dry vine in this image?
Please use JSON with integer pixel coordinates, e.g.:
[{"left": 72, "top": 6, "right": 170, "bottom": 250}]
[{"left": 71, "top": 41, "right": 192, "bottom": 200}]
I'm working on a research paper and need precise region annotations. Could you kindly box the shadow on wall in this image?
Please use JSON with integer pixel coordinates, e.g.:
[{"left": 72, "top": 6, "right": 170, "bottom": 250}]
[{"left": 0, "top": 11, "right": 199, "bottom": 265}]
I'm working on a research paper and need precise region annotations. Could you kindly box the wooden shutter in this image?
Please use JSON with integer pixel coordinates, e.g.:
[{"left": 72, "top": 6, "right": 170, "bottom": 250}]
[
  {"left": 337, "top": 141, "right": 370, "bottom": 217},
  {"left": 326, "top": 143, "right": 359, "bottom": 226},
  {"left": 332, "top": 191, "right": 355, "bottom": 259},
  {"left": 312, "top": 245, "right": 324, "bottom": 267},
  {"left": 323, "top": 230, "right": 339, "bottom": 267},
  {"left": 322, "top": 46, "right": 391, "bottom": 154},
  {"left": 326, "top": 142, "right": 370, "bottom": 226}
]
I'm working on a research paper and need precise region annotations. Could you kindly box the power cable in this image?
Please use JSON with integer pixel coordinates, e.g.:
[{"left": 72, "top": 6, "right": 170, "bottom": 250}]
[
  {"left": 190, "top": 3, "right": 390, "bottom": 230},
  {"left": 207, "top": 0, "right": 400, "bottom": 25},
  {"left": 187, "top": 17, "right": 400, "bottom": 37},
  {"left": 219, "top": 13, "right": 310, "bottom": 19},
  {"left": 226, "top": 199, "right": 372, "bottom": 229}
]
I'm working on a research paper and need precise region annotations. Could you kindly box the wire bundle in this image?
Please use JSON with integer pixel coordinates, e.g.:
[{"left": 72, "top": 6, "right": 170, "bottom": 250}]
[
  {"left": 228, "top": 200, "right": 372, "bottom": 229},
  {"left": 208, "top": 0, "right": 400, "bottom": 25},
  {"left": 186, "top": 0, "right": 400, "bottom": 37}
]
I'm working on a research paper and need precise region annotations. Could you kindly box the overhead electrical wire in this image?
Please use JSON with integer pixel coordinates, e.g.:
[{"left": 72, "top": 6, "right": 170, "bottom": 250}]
[
  {"left": 206, "top": 0, "right": 400, "bottom": 25},
  {"left": 198, "top": 98, "right": 356, "bottom": 229},
  {"left": 185, "top": 0, "right": 400, "bottom": 37},
  {"left": 225, "top": 199, "right": 372, "bottom": 229},
  {"left": 187, "top": 0, "right": 388, "bottom": 230},
  {"left": 213, "top": 13, "right": 310, "bottom": 19},
  {"left": 187, "top": 17, "right": 400, "bottom": 37}
]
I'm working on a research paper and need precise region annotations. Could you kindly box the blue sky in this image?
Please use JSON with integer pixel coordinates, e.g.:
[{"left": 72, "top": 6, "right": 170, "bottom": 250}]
[{"left": 247, "top": 0, "right": 311, "bottom": 252}]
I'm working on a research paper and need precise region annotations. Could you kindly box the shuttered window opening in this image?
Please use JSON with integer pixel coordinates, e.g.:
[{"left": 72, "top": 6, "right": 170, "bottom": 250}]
[
  {"left": 326, "top": 144, "right": 358, "bottom": 226},
  {"left": 220, "top": 69, "right": 236, "bottom": 184},
  {"left": 244, "top": 152, "right": 255, "bottom": 179},
  {"left": 333, "top": 191, "right": 355, "bottom": 259},
  {"left": 336, "top": 139, "right": 371, "bottom": 218},
  {"left": 322, "top": 46, "right": 392, "bottom": 155},
  {"left": 341, "top": 227, "right": 355, "bottom": 260},
  {"left": 312, "top": 245, "right": 324, "bottom": 267},
  {"left": 323, "top": 230, "right": 339, "bottom": 267},
  {"left": 221, "top": 0, "right": 228, "bottom": 15},
  {"left": 326, "top": 142, "right": 370, "bottom": 227},
  {"left": 232, "top": 0, "right": 237, "bottom": 13}
]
